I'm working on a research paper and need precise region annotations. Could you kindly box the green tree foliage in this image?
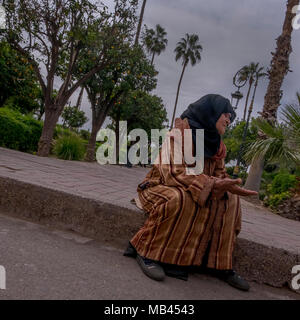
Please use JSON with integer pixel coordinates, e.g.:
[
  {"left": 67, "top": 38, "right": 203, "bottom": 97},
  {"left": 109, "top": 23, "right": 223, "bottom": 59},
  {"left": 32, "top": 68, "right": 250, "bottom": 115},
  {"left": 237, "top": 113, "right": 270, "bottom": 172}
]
[
  {"left": 142, "top": 24, "right": 168, "bottom": 65},
  {"left": 61, "top": 105, "right": 88, "bottom": 131},
  {"left": 1, "top": 0, "right": 139, "bottom": 156},
  {"left": 81, "top": 44, "right": 157, "bottom": 161},
  {"left": 108, "top": 90, "right": 168, "bottom": 164},
  {"left": 0, "top": 41, "right": 42, "bottom": 113},
  {"left": 223, "top": 120, "right": 257, "bottom": 167},
  {"left": 109, "top": 90, "right": 168, "bottom": 135}
]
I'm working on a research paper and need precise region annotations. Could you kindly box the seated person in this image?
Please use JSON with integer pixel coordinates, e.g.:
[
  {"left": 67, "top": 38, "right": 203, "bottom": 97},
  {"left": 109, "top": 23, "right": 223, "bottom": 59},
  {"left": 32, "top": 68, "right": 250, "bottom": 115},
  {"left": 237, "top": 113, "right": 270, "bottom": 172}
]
[{"left": 125, "top": 94, "right": 257, "bottom": 291}]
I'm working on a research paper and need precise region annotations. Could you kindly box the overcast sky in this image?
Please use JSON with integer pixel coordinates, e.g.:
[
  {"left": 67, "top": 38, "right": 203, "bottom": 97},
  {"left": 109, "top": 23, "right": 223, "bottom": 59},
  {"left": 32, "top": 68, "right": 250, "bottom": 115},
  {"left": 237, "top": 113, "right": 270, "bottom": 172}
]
[{"left": 73, "top": 0, "right": 300, "bottom": 130}]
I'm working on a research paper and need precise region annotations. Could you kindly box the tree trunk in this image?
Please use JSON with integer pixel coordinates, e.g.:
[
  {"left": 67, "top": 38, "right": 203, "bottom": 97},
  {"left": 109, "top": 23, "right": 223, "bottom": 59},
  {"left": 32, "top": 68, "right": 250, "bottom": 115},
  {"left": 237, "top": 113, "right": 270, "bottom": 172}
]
[
  {"left": 151, "top": 51, "right": 155, "bottom": 65},
  {"left": 250, "top": 79, "right": 259, "bottom": 108},
  {"left": 171, "top": 62, "right": 187, "bottom": 128},
  {"left": 85, "top": 111, "right": 107, "bottom": 162},
  {"left": 85, "top": 124, "right": 99, "bottom": 162},
  {"left": 244, "top": 155, "right": 265, "bottom": 192},
  {"left": 244, "top": 0, "right": 299, "bottom": 191},
  {"left": 245, "top": 78, "right": 258, "bottom": 125},
  {"left": 242, "top": 80, "right": 253, "bottom": 121},
  {"left": 260, "top": 0, "right": 299, "bottom": 122},
  {"left": 76, "top": 86, "right": 84, "bottom": 110},
  {"left": 37, "top": 107, "right": 61, "bottom": 157},
  {"left": 135, "top": 0, "right": 147, "bottom": 46}
]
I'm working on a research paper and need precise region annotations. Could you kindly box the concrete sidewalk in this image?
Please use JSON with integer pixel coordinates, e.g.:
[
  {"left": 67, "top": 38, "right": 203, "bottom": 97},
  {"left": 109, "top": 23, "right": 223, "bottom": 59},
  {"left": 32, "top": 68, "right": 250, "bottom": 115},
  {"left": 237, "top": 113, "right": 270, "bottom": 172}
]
[
  {"left": 0, "top": 147, "right": 299, "bottom": 292},
  {"left": 1, "top": 212, "right": 299, "bottom": 300}
]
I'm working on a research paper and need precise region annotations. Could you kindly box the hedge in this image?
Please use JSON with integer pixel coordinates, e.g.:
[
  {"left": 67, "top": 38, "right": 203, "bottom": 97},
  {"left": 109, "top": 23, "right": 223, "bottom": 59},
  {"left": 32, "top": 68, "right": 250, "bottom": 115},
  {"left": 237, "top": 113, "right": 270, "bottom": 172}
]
[{"left": 0, "top": 107, "right": 43, "bottom": 153}]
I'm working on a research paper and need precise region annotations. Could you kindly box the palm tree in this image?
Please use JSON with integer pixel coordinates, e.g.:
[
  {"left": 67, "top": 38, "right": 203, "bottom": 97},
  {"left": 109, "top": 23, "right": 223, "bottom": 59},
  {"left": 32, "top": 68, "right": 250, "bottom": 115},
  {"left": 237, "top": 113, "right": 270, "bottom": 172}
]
[
  {"left": 135, "top": 0, "right": 147, "bottom": 46},
  {"left": 238, "top": 63, "right": 262, "bottom": 121},
  {"left": 142, "top": 24, "right": 168, "bottom": 65},
  {"left": 244, "top": 96, "right": 300, "bottom": 168},
  {"left": 252, "top": 67, "right": 267, "bottom": 104},
  {"left": 170, "top": 33, "right": 203, "bottom": 128},
  {"left": 245, "top": 66, "right": 267, "bottom": 122},
  {"left": 232, "top": 65, "right": 267, "bottom": 177},
  {"left": 244, "top": 0, "right": 300, "bottom": 193}
]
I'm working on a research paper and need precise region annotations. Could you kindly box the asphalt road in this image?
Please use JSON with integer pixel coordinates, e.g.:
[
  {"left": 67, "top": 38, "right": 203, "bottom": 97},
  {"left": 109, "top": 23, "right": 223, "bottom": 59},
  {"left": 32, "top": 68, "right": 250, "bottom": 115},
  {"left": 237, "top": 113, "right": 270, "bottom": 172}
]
[{"left": 0, "top": 212, "right": 299, "bottom": 300}]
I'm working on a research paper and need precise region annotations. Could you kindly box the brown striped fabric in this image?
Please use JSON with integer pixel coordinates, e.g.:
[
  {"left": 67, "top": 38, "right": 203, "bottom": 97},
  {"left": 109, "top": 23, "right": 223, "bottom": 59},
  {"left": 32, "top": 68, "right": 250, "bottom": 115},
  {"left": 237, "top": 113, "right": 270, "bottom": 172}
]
[{"left": 131, "top": 118, "right": 241, "bottom": 270}]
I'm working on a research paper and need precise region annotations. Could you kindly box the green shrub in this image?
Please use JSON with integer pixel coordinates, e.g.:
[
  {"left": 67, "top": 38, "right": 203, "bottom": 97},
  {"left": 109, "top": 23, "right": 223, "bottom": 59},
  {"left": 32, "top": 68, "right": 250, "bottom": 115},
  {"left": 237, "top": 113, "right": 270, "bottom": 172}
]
[
  {"left": 54, "top": 125, "right": 73, "bottom": 139},
  {"left": 262, "top": 173, "right": 297, "bottom": 209},
  {"left": 79, "top": 129, "right": 91, "bottom": 140},
  {"left": 270, "top": 173, "right": 297, "bottom": 194},
  {"left": 53, "top": 132, "right": 85, "bottom": 161},
  {"left": 0, "top": 107, "right": 42, "bottom": 152},
  {"left": 264, "top": 191, "right": 291, "bottom": 209}
]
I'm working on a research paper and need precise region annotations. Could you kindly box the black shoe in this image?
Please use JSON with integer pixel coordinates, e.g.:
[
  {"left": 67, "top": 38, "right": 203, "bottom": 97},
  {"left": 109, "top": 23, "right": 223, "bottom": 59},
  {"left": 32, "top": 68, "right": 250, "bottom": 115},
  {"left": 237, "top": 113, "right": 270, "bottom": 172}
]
[
  {"left": 217, "top": 270, "right": 250, "bottom": 291},
  {"left": 136, "top": 254, "right": 165, "bottom": 281},
  {"left": 162, "top": 263, "right": 189, "bottom": 281},
  {"left": 123, "top": 242, "right": 137, "bottom": 258}
]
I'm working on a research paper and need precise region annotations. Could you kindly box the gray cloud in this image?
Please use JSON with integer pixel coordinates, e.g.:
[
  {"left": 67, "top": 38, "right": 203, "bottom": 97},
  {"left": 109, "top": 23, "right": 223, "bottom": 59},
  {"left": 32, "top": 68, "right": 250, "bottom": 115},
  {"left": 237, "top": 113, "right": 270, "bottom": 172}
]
[
  {"left": 75, "top": 0, "right": 300, "bottom": 129},
  {"left": 143, "top": 0, "right": 300, "bottom": 122}
]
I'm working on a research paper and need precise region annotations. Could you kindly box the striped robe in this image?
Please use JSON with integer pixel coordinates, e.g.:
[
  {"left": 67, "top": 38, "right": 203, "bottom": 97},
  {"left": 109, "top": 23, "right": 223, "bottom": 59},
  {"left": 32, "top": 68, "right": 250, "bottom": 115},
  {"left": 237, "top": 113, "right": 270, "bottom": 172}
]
[{"left": 131, "top": 118, "right": 241, "bottom": 270}]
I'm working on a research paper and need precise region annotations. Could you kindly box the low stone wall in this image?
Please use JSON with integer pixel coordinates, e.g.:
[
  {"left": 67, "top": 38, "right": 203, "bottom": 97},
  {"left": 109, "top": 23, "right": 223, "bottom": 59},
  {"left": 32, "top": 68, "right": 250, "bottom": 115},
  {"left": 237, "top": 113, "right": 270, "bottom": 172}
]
[
  {"left": 0, "top": 176, "right": 146, "bottom": 245},
  {"left": 0, "top": 175, "right": 299, "bottom": 293},
  {"left": 233, "top": 238, "right": 299, "bottom": 292}
]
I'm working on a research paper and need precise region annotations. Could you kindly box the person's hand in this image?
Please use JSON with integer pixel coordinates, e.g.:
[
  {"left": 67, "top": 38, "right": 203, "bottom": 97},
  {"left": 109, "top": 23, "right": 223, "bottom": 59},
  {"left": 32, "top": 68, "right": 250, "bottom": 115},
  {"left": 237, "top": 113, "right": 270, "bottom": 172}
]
[
  {"left": 227, "top": 182, "right": 258, "bottom": 197},
  {"left": 212, "top": 178, "right": 258, "bottom": 200}
]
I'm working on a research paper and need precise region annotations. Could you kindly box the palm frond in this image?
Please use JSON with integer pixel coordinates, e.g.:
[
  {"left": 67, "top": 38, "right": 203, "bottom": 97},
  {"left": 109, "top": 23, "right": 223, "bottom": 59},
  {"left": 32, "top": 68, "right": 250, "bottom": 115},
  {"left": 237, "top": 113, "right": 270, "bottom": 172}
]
[
  {"left": 174, "top": 33, "right": 202, "bottom": 66},
  {"left": 296, "top": 92, "right": 300, "bottom": 105},
  {"left": 281, "top": 104, "right": 300, "bottom": 148},
  {"left": 142, "top": 24, "right": 168, "bottom": 57},
  {"left": 244, "top": 136, "right": 299, "bottom": 166},
  {"left": 244, "top": 116, "right": 300, "bottom": 166},
  {"left": 281, "top": 104, "right": 300, "bottom": 129}
]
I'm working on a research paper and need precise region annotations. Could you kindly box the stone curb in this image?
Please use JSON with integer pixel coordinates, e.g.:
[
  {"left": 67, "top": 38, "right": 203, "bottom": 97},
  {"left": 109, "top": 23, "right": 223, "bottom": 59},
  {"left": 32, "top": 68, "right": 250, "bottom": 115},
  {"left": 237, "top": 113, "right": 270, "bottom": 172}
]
[{"left": 0, "top": 175, "right": 299, "bottom": 293}]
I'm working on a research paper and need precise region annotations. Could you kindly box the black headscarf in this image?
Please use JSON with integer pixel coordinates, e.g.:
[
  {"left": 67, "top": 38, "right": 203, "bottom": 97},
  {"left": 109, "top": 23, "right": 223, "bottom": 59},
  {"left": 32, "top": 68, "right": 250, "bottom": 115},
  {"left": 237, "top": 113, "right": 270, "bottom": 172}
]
[{"left": 180, "top": 94, "right": 236, "bottom": 158}]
